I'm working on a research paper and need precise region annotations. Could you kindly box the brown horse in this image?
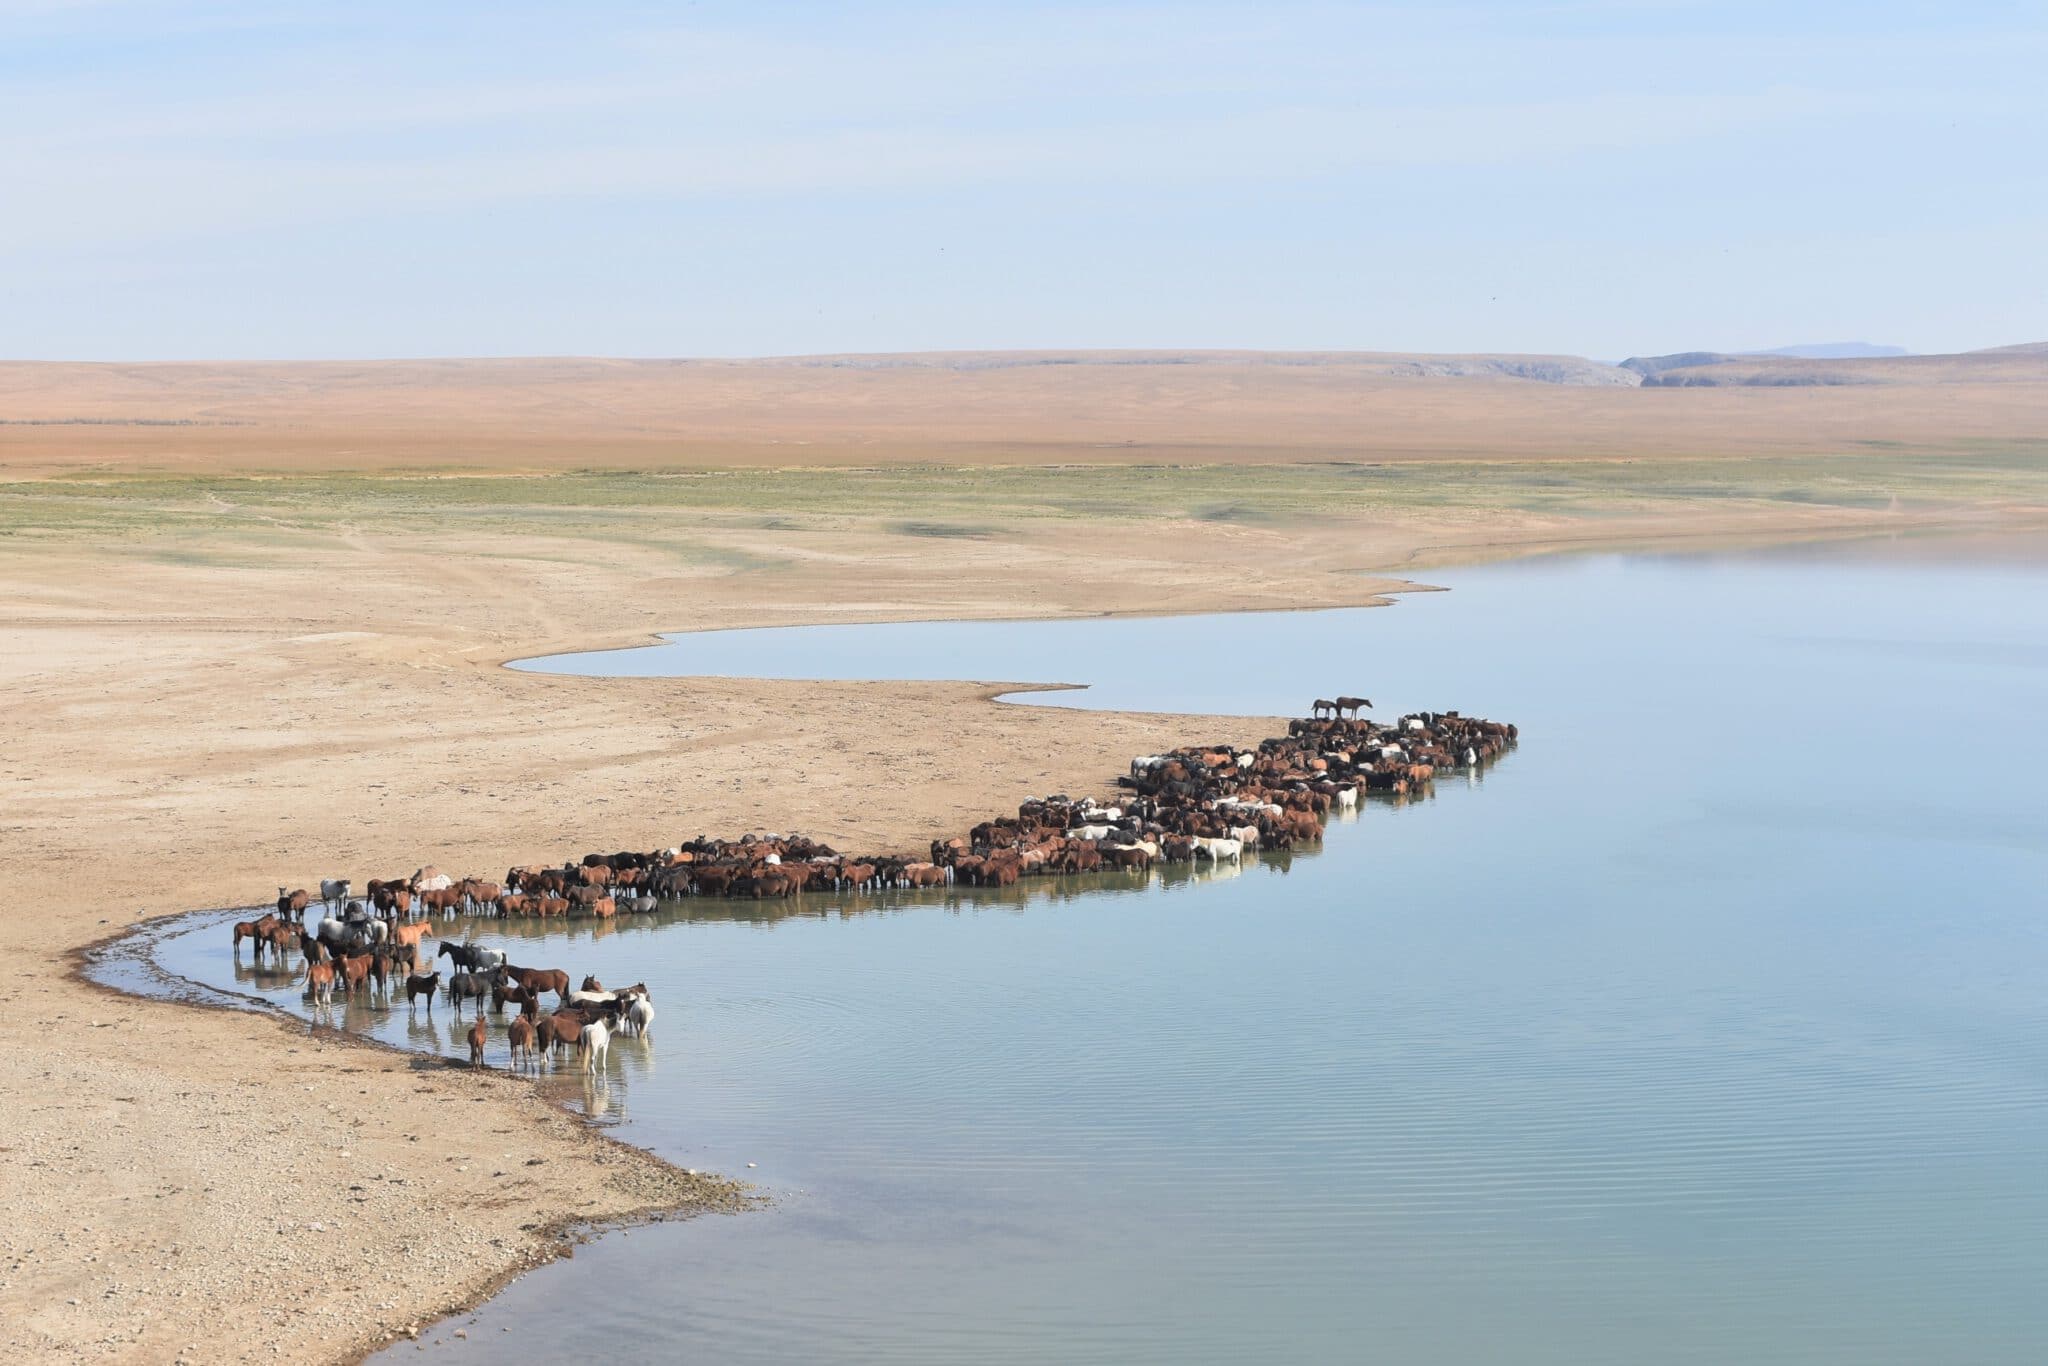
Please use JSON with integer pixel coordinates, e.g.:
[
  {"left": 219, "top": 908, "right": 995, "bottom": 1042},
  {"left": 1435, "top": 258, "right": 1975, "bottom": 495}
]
[
  {"left": 306, "top": 961, "right": 337, "bottom": 1006},
  {"left": 467, "top": 1017, "right": 487, "bottom": 1071},
  {"left": 491, "top": 982, "right": 534, "bottom": 1014},
  {"left": 390, "top": 920, "right": 434, "bottom": 950},
  {"left": 544, "top": 1012, "right": 584, "bottom": 1058},
  {"left": 507, "top": 1015, "right": 536, "bottom": 1070},
  {"left": 261, "top": 920, "right": 300, "bottom": 958},
  {"left": 336, "top": 953, "right": 373, "bottom": 995},
  {"left": 232, "top": 913, "right": 279, "bottom": 955},
  {"left": 503, "top": 966, "right": 570, "bottom": 1002}
]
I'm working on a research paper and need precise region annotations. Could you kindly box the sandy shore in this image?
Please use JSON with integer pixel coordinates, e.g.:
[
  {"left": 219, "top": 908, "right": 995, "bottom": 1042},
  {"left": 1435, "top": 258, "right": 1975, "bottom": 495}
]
[{"left": 3, "top": 457, "right": 2043, "bottom": 1361}]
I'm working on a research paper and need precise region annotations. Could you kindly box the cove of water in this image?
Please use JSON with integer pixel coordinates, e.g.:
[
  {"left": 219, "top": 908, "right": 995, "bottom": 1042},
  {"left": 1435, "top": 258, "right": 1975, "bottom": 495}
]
[{"left": 147, "top": 533, "right": 2048, "bottom": 1364}]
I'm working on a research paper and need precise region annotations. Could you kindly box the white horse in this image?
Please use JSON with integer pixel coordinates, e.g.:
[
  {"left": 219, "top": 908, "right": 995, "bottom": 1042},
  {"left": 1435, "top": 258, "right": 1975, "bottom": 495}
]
[
  {"left": 1230, "top": 825, "right": 1262, "bottom": 849},
  {"left": 1067, "top": 824, "right": 1119, "bottom": 842},
  {"left": 319, "top": 878, "right": 351, "bottom": 911},
  {"left": 1334, "top": 786, "right": 1359, "bottom": 810},
  {"left": 625, "top": 997, "right": 655, "bottom": 1039},
  {"left": 579, "top": 1019, "right": 613, "bottom": 1073},
  {"left": 1192, "top": 837, "right": 1243, "bottom": 863},
  {"left": 411, "top": 866, "right": 453, "bottom": 893}
]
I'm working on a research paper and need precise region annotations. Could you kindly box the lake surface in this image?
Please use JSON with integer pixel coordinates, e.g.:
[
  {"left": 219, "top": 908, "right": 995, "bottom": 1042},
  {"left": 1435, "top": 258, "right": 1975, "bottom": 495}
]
[{"left": 152, "top": 533, "right": 2048, "bottom": 1364}]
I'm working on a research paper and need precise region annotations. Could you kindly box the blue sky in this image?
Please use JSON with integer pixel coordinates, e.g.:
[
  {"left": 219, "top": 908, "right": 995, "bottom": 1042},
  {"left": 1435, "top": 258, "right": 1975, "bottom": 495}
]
[{"left": 2, "top": 0, "right": 2043, "bottom": 359}]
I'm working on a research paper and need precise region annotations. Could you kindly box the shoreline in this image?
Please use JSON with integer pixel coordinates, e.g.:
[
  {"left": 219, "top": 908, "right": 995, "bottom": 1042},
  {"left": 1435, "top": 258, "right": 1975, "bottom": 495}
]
[
  {"left": 79, "top": 698, "right": 1508, "bottom": 1354},
  {"left": 6, "top": 497, "right": 2044, "bottom": 1363},
  {"left": 65, "top": 910, "right": 756, "bottom": 1359}
]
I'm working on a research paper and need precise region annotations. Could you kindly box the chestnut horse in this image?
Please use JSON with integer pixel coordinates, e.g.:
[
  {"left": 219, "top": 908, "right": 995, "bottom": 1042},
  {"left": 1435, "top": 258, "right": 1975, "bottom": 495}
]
[
  {"left": 507, "top": 1014, "right": 536, "bottom": 1070},
  {"left": 503, "top": 966, "right": 570, "bottom": 1002}
]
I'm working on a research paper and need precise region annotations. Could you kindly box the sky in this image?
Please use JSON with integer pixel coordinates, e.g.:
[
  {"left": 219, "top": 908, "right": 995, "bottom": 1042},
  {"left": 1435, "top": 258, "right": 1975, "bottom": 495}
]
[{"left": 2, "top": 0, "right": 2043, "bottom": 361}]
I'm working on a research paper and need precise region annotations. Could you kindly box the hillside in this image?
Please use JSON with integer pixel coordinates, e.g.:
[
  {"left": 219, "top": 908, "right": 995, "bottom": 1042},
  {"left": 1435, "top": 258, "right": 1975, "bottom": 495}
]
[
  {"left": 1, "top": 348, "right": 2043, "bottom": 476},
  {"left": 1622, "top": 346, "right": 2048, "bottom": 389}
]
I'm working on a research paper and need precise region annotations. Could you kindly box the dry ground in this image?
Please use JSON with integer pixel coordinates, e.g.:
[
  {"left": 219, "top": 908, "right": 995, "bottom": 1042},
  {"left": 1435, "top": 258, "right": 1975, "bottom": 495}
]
[
  {"left": 3, "top": 348, "right": 2046, "bottom": 473},
  {"left": 2, "top": 357, "right": 2045, "bottom": 1362}
]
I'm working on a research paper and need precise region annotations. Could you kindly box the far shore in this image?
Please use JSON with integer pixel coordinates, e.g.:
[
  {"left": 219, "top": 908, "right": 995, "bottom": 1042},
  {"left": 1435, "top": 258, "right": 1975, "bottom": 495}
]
[{"left": 4, "top": 447, "right": 2046, "bottom": 1361}]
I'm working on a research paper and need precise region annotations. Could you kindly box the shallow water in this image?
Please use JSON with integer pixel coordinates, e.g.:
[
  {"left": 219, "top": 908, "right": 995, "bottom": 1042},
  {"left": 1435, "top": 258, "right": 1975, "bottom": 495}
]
[{"left": 153, "top": 533, "right": 2048, "bottom": 1364}]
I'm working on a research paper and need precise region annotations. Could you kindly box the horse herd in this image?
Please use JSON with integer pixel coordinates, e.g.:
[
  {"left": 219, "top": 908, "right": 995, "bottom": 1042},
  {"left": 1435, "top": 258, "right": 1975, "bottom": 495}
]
[
  {"left": 235, "top": 703, "right": 1513, "bottom": 1068},
  {"left": 230, "top": 892, "right": 654, "bottom": 1074}
]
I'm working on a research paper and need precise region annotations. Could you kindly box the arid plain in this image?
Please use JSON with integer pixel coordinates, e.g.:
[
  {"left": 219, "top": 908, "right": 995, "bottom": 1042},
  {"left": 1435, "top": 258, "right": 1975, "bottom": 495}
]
[{"left": 3, "top": 350, "right": 2045, "bottom": 1360}]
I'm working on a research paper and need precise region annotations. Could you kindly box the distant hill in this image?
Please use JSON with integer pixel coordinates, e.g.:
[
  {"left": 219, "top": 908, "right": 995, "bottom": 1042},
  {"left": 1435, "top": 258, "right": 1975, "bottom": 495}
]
[
  {"left": 1619, "top": 346, "right": 2048, "bottom": 388},
  {"left": 762, "top": 349, "right": 1639, "bottom": 387},
  {"left": 3, "top": 346, "right": 2045, "bottom": 476},
  {"left": 1747, "top": 343, "right": 1911, "bottom": 360}
]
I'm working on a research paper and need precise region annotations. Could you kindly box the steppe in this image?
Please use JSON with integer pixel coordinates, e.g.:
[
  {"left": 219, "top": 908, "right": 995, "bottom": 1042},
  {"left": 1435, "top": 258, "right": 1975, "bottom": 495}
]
[{"left": 3, "top": 348, "right": 2044, "bottom": 1360}]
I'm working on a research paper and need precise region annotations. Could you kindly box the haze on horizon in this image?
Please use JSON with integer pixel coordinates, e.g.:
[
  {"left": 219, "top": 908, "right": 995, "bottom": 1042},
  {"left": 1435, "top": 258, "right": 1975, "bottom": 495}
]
[{"left": 3, "top": 0, "right": 2043, "bottom": 363}]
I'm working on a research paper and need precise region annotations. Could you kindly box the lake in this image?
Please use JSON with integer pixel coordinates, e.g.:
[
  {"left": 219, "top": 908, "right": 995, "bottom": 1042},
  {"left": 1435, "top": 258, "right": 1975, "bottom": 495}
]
[{"left": 146, "top": 533, "right": 2048, "bottom": 1364}]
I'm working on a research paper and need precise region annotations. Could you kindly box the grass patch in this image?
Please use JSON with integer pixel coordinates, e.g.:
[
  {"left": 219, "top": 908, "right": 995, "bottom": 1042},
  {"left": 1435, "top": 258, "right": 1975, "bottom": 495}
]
[
  {"left": 2, "top": 447, "right": 2042, "bottom": 548},
  {"left": 893, "top": 521, "right": 994, "bottom": 539}
]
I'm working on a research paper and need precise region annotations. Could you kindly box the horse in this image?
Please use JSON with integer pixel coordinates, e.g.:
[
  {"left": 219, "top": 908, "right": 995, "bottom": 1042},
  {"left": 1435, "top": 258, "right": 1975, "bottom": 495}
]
[
  {"left": 624, "top": 996, "right": 654, "bottom": 1039},
  {"left": 544, "top": 1012, "right": 584, "bottom": 1058},
  {"left": 306, "top": 960, "right": 336, "bottom": 1006},
  {"left": 411, "top": 866, "right": 453, "bottom": 893},
  {"left": 1334, "top": 695, "right": 1372, "bottom": 717},
  {"left": 404, "top": 970, "right": 441, "bottom": 1010},
  {"left": 446, "top": 969, "right": 499, "bottom": 1016},
  {"left": 389, "top": 920, "right": 434, "bottom": 951},
  {"left": 1192, "top": 836, "right": 1243, "bottom": 863},
  {"left": 319, "top": 878, "right": 351, "bottom": 912},
  {"left": 502, "top": 966, "right": 570, "bottom": 1002},
  {"left": 261, "top": 920, "right": 300, "bottom": 959},
  {"left": 467, "top": 1017, "right": 487, "bottom": 1071},
  {"left": 491, "top": 982, "right": 534, "bottom": 1014},
  {"left": 507, "top": 1015, "right": 536, "bottom": 1070},
  {"left": 437, "top": 941, "right": 505, "bottom": 976},
  {"left": 1310, "top": 699, "right": 1338, "bottom": 719},
  {"left": 578, "top": 1018, "right": 613, "bottom": 1073},
  {"left": 231, "top": 916, "right": 275, "bottom": 955},
  {"left": 275, "top": 887, "right": 310, "bottom": 919},
  {"left": 336, "top": 953, "right": 374, "bottom": 995}
]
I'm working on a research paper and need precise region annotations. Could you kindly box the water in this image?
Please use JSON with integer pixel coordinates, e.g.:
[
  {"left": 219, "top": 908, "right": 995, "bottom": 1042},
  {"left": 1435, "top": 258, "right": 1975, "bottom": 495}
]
[{"left": 145, "top": 533, "right": 2048, "bottom": 1364}]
